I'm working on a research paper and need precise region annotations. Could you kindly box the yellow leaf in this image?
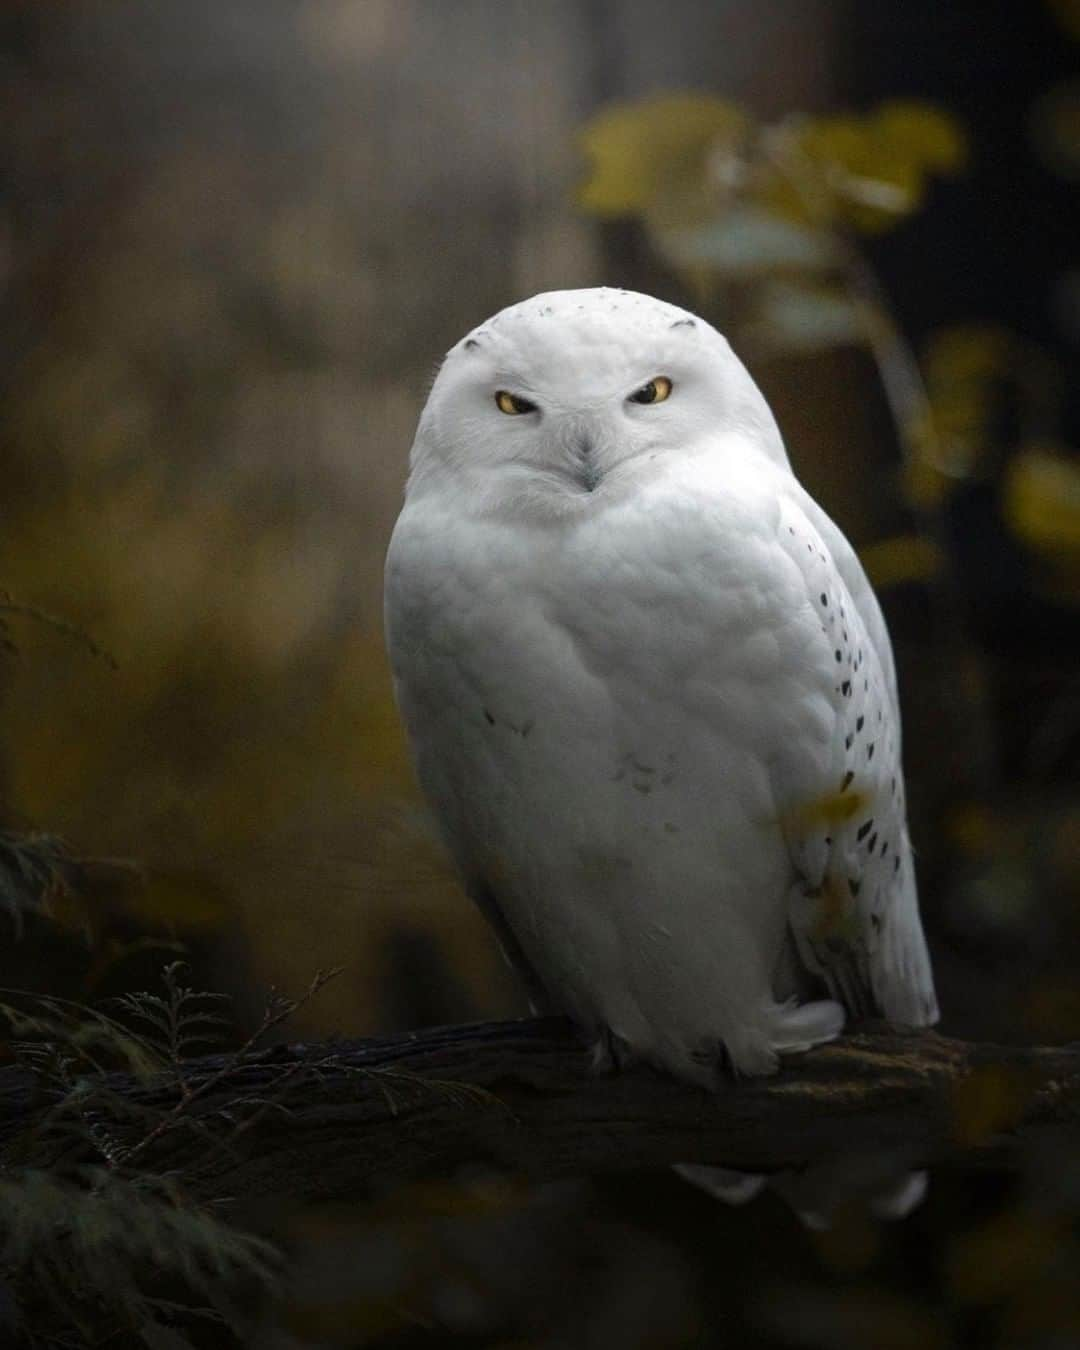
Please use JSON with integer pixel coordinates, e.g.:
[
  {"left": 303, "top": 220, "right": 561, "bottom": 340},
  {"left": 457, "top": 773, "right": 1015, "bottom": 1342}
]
[
  {"left": 1003, "top": 443, "right": 1080, "bottom": 558},
  {"left": 923, "top": 324, "right": 1012, "bottom": 384},
  {"left": 914, "top": 323, "right": 1016, "bottom": 493},
  {"left": 755, "top": 116, "right": 871, "bottom": 227},
  {"left": 799, "top": 115, "right": 870, "bottom": 171},
  {"left": 806, "top": 114, "right": 926, "bottom": 234},
  {"left": 762, "top": 103, "right": 965, "bottom": 234},
  {"left": 782, "top": 786, "right": 873, "bottom": 834},
  {"left": 577, "top": 94, "right": 747, "bottom": 219},
  {"left": 874, "top": 100, "right": 969, "bottom": 173},
  {"left": 859, "top": 535, "right": 945, "bottom": 588}
]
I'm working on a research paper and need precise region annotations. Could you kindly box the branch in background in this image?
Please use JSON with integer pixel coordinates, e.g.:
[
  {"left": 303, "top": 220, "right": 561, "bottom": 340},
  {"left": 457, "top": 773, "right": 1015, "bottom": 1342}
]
[
  {"left": 0, "top": 592, "right": 118, "bottom": 668},
  {"left": 4, "top": 1018, "right": 1076, "bottom": 1210}
]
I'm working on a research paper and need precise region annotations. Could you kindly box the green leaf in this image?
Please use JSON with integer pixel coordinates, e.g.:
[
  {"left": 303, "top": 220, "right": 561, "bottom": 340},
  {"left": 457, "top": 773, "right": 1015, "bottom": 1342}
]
[
  {"left": 750, "top": 280, "right": 863, "bottom": 352},
  {"left": 659, "top": 206, "right": 834, "bottom": 275}
]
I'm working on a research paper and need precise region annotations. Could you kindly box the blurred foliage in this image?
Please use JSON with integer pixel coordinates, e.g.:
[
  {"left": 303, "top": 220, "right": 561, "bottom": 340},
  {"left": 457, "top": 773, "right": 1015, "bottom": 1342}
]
[
  {"left": 0, "top": 829, "right": 71, "bottom": 935},
  {"left": 579, "top": 95, "right": 965, "bottom": 231},
  {"left": 1003, "top": 446, "right": 1080, "bottom": 589},
  {"left": 577, "top": 94, "right": 1080, "bottom": 614},
  {"left": 578, "top": 94, "right": 967, "bottom": 345},
  {"left": 0, "top": 0, "right": 503, "bottom": 1038},
  {"left": 0, "top": 959, "right": 316, "bottom": 1345},
  {"left": 576, "top": 85, "right": 1080, "bottom": 882},
  {"left": 0, "top": 1167, "right": 276, "bottom": 1348},
  {"left": 578, "top": 96, "right": 986, "bottom": 601}
]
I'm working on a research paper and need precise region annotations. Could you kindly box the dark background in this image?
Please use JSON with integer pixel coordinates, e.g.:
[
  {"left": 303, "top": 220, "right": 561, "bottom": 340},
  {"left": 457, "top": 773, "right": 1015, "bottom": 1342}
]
[{"left": 2, "top": 2, "right": 1078, "bottom": 1346}]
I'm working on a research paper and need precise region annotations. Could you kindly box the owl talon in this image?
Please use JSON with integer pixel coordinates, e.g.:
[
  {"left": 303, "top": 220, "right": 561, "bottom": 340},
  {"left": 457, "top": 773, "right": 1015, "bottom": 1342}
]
[{"left": 586, "top": 1027, "right": 635, "bottom": 1074}]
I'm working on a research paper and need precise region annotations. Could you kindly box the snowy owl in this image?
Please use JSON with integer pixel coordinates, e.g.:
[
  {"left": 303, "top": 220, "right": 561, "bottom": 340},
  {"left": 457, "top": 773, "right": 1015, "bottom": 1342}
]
[{"left": 385, "top": 287, "right": 938, "bottom": 1098}]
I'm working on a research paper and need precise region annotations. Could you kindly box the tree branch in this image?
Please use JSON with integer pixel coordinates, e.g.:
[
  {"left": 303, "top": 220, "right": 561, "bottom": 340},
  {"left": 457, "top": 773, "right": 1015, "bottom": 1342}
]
[{"left": 4, "top": 1018, "right": 1078, "bottom": 1207}]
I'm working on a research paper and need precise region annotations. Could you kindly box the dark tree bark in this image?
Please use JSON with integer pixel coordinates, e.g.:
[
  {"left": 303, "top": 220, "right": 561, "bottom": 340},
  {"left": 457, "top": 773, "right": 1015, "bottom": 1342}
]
[{"left": 4, "top": 1018, "right": 1078, "bottom": 1208}]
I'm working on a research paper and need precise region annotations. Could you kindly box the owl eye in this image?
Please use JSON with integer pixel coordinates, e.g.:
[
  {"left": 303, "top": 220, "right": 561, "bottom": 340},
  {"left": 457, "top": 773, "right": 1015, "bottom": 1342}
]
[
  {"left": 628, "top": 376, "right": 673, "bottom": 405},
  {"left": 495, "top": 390, "right": 538, "bottom": 416}
]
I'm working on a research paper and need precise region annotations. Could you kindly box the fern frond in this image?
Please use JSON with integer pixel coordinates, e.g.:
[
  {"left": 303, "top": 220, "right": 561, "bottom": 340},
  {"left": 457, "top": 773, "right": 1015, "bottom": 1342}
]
[
  {"left": 0, "top": 830, "right": 71, "bottom": 935},
  {"left": 0, "top": 993, "right": 166, "bottom": 1081},
  {"left": 0, "top": 1167, "right": 278, "bottom": 1342},
  {"left": 107, "top": 963, "right": 232, "bottom": 1066}
]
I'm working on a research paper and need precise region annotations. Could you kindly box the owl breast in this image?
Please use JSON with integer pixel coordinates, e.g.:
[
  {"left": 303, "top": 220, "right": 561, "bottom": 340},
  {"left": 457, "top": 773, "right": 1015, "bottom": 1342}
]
[{"left": 386, "top": 463, "right": 831, "bottom": 1079}]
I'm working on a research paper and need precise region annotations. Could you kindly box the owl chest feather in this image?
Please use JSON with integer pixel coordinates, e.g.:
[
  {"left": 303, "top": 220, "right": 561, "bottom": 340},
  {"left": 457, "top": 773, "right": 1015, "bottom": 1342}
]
[{"left": 386, "top": 476, "right": 823, "bottom": 959}]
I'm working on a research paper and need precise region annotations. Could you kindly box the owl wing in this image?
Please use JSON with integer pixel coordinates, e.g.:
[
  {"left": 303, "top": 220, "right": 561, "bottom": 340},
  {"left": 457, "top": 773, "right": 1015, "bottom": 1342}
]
[
  {"left": 791, "top": 482, "right": 900, "bottom": 713},
  {"left": 770, "top": 495, "right": 938, "bottom": 1028}
]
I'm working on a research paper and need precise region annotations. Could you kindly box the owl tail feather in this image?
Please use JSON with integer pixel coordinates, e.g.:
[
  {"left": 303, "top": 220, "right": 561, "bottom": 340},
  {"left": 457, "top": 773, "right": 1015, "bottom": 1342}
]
[
  {"left": 676, "top": 1164, "right": 929, "bottom": 1227},
  {"left": 768, "top": 997, "right": 846, "bottom": 1053},
  {"left": 673, "top": 1164, "right": 767, "bottom": 1206}
]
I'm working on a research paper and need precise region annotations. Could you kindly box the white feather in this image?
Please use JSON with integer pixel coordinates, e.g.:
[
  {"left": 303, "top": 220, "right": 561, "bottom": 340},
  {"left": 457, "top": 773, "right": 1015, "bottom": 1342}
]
[{"left": 385, "top": 287, "right": 938, "bottom": 1091}]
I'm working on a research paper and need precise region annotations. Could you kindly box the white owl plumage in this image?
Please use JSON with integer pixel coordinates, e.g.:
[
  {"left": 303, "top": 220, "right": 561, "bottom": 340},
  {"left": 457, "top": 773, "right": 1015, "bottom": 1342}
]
[{"left": 385, "top": 287, "right": 937, "bottom": 1096}]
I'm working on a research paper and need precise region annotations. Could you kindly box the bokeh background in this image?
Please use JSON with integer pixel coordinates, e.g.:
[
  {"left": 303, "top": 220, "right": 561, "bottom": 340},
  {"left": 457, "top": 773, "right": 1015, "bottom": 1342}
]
[{"left": 2, "top": 2, "right": 1079, "bottom": 1346}]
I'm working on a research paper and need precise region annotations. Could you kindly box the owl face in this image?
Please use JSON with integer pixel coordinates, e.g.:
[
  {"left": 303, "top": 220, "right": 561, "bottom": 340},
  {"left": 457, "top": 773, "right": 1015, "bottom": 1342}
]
[{"left": 409, "top": 288, "right": 788, "bottom": 507}]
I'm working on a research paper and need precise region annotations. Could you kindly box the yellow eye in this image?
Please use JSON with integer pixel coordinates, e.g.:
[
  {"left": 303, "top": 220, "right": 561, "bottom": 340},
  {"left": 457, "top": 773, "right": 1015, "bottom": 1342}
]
[
  {"left": 495, "top": 390, "right": 538, "bottom": 415},
  {"left": 628, "top": 376, "right": 673, "bottom": 405}
]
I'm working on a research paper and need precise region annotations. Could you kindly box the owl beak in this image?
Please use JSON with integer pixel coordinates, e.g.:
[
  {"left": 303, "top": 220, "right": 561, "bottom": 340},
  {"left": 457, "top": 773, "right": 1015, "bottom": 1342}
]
[{"left": 574, "top": 432, "right": 601, "bottom": 493}]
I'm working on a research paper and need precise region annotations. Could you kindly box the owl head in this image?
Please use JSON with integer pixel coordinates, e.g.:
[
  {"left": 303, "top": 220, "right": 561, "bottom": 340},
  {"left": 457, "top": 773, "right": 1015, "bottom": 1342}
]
[{"left": 407, "top": 288, "right": 790, "bottom": 512}]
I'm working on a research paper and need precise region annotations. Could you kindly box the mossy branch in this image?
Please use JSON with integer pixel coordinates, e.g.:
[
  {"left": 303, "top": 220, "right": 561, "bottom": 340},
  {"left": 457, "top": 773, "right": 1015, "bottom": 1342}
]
[{"left": 3, "top": 1018, "right": 1076, "bottom": 1209}]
